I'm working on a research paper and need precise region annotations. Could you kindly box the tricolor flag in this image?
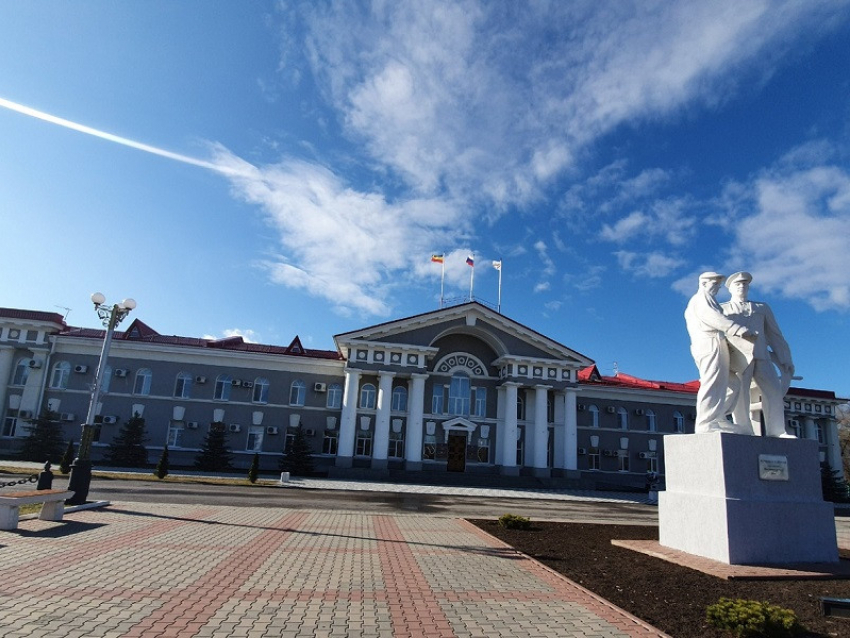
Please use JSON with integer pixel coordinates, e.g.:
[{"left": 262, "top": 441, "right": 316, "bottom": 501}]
[
  {"left": 492, "top": 260, "right": 502, "bottom": 271},
  {"left": 431, "top": 254, "right": 444, "bottom": 264},
  {"left": 466, "top": 255, "right": 474, "bottom": 267}
]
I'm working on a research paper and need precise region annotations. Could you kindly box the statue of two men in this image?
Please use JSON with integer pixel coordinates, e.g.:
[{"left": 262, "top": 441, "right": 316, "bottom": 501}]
[{"left": 684, "top": 271, "right": 795, "bottom": 437}]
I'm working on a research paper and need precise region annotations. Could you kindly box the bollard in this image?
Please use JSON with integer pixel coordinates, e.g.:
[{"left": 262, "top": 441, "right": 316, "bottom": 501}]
[
  {"left": 280, "top": 471, "right": 290, "bottom": 484},
  {"left": 36, "top": 461, "right": 54, "bottom": 490}
]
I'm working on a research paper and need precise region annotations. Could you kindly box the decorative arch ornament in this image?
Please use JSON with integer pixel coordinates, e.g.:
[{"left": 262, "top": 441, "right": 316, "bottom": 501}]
[{"left": 433, "top": 352, "right": 488, "bottom": 377}]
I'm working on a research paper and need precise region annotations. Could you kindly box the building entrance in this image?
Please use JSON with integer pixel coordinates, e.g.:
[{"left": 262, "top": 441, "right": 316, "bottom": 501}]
[{"left": 447, "top": 433, "right": 467, "bottom": 472}]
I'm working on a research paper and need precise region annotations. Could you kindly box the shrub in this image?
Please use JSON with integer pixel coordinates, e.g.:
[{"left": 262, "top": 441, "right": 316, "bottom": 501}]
[
  {"left": 248, "top": 452, "right": 260, "bottom": 484},
  {"left": 154, "top": 446, "right": 170, "bottom": 479},
  {"left": 706, "top": 598, "right": 801, "bottom": 637},
  {"left": 498, "top": 513, "right": 532, "bottom": 530}
]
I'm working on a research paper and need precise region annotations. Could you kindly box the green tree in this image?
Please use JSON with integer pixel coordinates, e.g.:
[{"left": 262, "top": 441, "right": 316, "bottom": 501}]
[
  {"left": 105, "top": 412, "right": 149, "bottom": 468},
  {"left": 154, "top": 445, "right": 170, "bottom": 479},
  {"left": 59, "top": 439, "right": 76, "bottom": 474},
  {"left": 248, "top": 452, "right": 260, "bottom": 484},
  {"left": 821, "top": 460, "right": 848, "bottom": 503},
  {"left": 18, "top": 409, "right": 66, "bottom": 463},
  {"left": 280, "top": 427, "right": 314, "bottom": 476},
  {"left": 195, "top": 422, "right": 233, "bottom": 472}
]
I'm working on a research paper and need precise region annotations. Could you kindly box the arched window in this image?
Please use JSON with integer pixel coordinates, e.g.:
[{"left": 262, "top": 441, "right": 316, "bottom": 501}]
[
  {"left": 815, "top": 423, "right": 825, "bottom": 444},
  {"left": 588, "top": 404, "right": 599, "bottom": 428},
  {"left": 214, "top": 374, "right": 232, "bottom": 401},
  {"left": 289, "top": 379, "right": 306, "bottom": 406},
  {"left": 175, "top": 372, "right": 193, "bottom": 398},
  {"left": 360, "top": 383, "right": 376, "bottom": 409},
  {"left": 516, "top": 392, "right": 526, "bottom": 421},
  {"left": 252, "top": 378, "right": 270, "bottom": 404},
  {"left": 11, "top": 358, "right": 29, "bottom": 386},
  {"left": 646, "top": 409, "right": 656, "bottom": 432},
  {"left": 448, "top": 373, "right": 470, "bottom": 416},
  {"left": 673, "top": 411, "right": 684, "bottom": 433},
  {"left": 617, "top": 407, "right": 628, "bottom": 430},
  {"left": 326, "top": 383, "right": 343, "bottom": 409},
  {"left": 134, "top": 368, "right": 152, "bottom": 396},
  {"left": 49, "top": 361, "right": 71, "bottom": 389},
  {"left": 391, "top": 386, "right": 408, "bottom": 412}
]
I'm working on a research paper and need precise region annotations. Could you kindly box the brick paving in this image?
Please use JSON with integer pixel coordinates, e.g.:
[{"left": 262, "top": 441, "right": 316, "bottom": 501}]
[{"left": 0, "top": 503, "right": 669, "bottom": 637}]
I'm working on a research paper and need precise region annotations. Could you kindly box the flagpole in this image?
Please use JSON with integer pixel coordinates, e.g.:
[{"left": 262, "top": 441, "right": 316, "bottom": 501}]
[
  {"left": 440, "top": 259, "right": 445, "bottom": 308},
  {"left": 497, "top": 262, "right": 502, "bottom": 312},
  {"left": 469, "top": 256, "right": 475, "bottom": 301}
]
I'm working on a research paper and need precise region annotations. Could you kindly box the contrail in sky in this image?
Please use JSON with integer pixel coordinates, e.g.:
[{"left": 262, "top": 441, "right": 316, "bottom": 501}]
[{"left": 0, "top": 96, "right": 251, "bottom": 177}]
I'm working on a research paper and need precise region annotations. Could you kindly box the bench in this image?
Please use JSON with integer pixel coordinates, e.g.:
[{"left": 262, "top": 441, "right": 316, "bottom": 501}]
[{"left": 0, "top": 490, "right": 74, "bottom": 530}]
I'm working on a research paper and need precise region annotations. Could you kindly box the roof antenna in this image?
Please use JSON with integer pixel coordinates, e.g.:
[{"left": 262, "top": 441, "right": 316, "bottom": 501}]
[
  {"left": 612, "top": 361, "right": 619, "bottom": 376},
  {"left": 54, "top": 305, "right": 72, "bottom": 321}
]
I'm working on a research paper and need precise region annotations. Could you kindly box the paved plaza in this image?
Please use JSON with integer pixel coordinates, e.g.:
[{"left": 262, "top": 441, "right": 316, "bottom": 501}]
[{"left": 0, "top": 502, "right": 669, "bottom": 638}]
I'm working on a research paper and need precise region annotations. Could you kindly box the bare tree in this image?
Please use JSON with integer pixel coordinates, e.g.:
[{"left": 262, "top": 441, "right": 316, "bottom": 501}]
[{"left": 837, "top": 402, "right": 850, "bottom": 480}]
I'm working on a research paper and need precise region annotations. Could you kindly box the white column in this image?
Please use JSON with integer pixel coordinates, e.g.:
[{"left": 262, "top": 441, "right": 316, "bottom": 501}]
[
  {"left": 371, "top": 371, "right": 395, "bottom": 469},
  {"left": 0, "top": 347, "right": 14, "bottom": 421},
  {"left": 499, "top": 382, "right": 519, "bottom": 476},
  {"left": 404, "top": 373, "right": 427, "bottom": 470},
  {"left": 552, "top": 391, "right": 566, "bottom": 469},
  {"left": 531, "top": 385, "right": 550, "bottom": 476},
  {"left": 563, "top": 388, "right": 578, "bottom": 471},
  {"left": 336, "top": 368, "right": 361, "bottom": 467},
  {"left": 804, "top": 416, "right": 818, "bottom": 442}
]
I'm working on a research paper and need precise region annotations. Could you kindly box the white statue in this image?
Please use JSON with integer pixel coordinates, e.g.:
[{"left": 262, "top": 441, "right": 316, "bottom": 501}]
[
  {"left": 722, "top": 271, "right": 795, "bottom": 437},
  {"left": 684, "top": 272, "right": 755, "bottom": 434}
]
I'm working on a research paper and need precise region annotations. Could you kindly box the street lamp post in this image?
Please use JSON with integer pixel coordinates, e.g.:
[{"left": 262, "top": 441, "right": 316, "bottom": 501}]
[{"left": 66, "top": 293, "right": 136, "bottom": 505}]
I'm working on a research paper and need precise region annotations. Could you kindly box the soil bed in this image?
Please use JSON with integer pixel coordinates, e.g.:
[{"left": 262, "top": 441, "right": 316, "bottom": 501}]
[{"left": 470, "top": 520, "right": 850, "bottom": 638}]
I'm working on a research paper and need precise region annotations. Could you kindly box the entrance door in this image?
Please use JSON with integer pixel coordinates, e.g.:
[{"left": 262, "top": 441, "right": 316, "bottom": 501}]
[{"left": 447, "top": 433, "right": 467, "bottom": 472}]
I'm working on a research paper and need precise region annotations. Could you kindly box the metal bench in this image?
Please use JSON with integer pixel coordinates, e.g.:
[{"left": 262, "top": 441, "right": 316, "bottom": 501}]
[{"left": 0, "top": 489, "right": 74, "bottom": 530}]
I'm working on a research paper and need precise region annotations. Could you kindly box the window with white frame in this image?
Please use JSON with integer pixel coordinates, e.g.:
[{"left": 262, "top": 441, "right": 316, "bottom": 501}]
[
  {"left": 588, "top": 449, "right": 600, "bottom": 470},
  {"left": 174, "top": 372, "right": 193, "bottom": 398},
  {"left": 359, "top": 383, "right": 376, "bottom": 410},
  {"left": 472, "top": 387, "right": 487, "bottom": 417},
  {"left": 326, "top": 384, "right": 342, "bottom": 409},
  {"left": 431, "top": 385, "right": 444, "bottom": 414},
  {"left": 284, "top": 431, "right": 296, "bottom": 454},
  {"left": 516, "top": 392, "right": 526, "bottom": 421},
  {"left": 246, "top": 426, "right": 264, "bottom": 452},
  {"left": 252, "top": 378, "right": 270, "bottom": 404},
  {"left": 618, "top": 450, "right": 630, "bottom": 472},
  {"left": 2, "top": 410, "right": 20, "bottom": 437},
  {"left": 322, "top": 430, "right": 338, "bottom": 455},
  {"left": 391, "top": 386, "right": 408, "bottom": 412},
  {"left": 516, "top": 432, "right": 524, "bottom": 465},
  {"left": 286, "top": 380, "right": 305, "bottom": 406},
  {"left": 355, "top": 431, "right": 373, "bottom": 456},
  {"left": 476, "top": 437, "right": 490, "bottom": 463},
  {"left": 646, "top": 455, "right": 659, "bottom": 473},
  {"left": 11, "top": 358, "right": 29, "bottom": 386},
  {"left": 646, "top": 409, "right": 656, "bottom": 432},
  {"left": 588, "top": 404, "right": 599, "bottom": 428},
  {"left": 673, "top": 411, "right": 684, "bottom": 433},
  {"left": 816, "top": 423, "right": 824, "bottom": 444},
  {"left": 25, "top": 330, "right": 38, "bottom": 343},
  {"left": 167, "top": 423, "right": 184, "bottom": 448},
  {"left": 134, "top": 368, "right": 152, "bottom": 395},
  {"left": 423, "top": 434, "right": 436, "bottom": 459},
  {"left": 49, "top": 361, "right": 71, "bottom": 389},
  {"left": 214, "top": 374, "right": 233, "bottom": 401},
  {"left": 617, "top": 407, "right": 628, "bottom": 430},
  {"left": 448, "top": 373, "right": 471, "bottom": 416},
  {"left": 547, "top": 396, "right": 554, "bottom": 423},
  {"left": 388, "top": 430, "right": 404, "bottom": 457}
]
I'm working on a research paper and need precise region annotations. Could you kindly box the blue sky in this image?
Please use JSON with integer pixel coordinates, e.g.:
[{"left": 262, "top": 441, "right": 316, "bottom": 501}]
[{"left": 1, "top": 1, "right": 849, "bottom": 398}]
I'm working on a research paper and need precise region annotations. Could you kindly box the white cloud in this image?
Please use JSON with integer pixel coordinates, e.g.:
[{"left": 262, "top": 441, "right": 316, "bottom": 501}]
[
  {"left": 203, "top": 328, "right": 259, "bottom": 343},
  {"left": 615, "top": 251, "right": 685, "bottom": 278},
  {"left": 600, "top": 199, "right": 696, "bottom": 246}
]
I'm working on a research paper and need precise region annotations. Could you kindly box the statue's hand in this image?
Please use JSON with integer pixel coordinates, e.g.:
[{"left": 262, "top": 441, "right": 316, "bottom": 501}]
[{"left": 741, "top": 329, "right": 758, "bottom": 343}]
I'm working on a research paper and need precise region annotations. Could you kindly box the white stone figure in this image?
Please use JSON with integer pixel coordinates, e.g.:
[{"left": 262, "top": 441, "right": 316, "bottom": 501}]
[
  {"left": 684, "top": 272, "right": 755, "bottom": 434},
  {"left": 721, "top": 271, "right": 795, "bottom": 437}
]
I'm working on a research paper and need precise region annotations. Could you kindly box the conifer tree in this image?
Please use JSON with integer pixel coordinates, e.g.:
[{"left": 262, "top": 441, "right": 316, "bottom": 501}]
[
  {"left": 18, "top": 409, "right": 66, "bottom": 463},
  {"left": 280, "top": 427, "right": 314, "bottom": 476},
  {"left": 248, "top": 452, "right": 260, "bottom": 484},
  {"left": 106, "top": 412, "right": 149, "bottom": 468},
  {"left": 821, "top": 461, "right": 848, "bottom": 502},
  {"left": 154, "top": 445, "right": 170, "bottom": 479},
  {"left": 195, "top": 422, "right": 233, "bottom": 472}
]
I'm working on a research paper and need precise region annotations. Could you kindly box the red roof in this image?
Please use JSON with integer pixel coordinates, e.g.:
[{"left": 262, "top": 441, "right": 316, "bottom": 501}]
[
  {"left": 579, "top": 365, "right": 699, "bottom": 394},
  {"left": 0, "top": 308, "right": 66, "bottom": 327}
]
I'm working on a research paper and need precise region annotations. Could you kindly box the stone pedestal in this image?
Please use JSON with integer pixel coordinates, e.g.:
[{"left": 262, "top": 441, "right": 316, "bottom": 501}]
[{"left": 659, "top": 432, "right": 838, "bottom": 565}]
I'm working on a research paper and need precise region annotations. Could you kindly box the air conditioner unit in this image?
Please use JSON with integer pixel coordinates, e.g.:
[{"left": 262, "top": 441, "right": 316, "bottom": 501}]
[
  {"left": 186, "top": 421, "right": 199, "bottom": 429},
  {"left": 635, "top": 408, "right": 645, "bottom": 416},
  {"left": 577, "top": 447, "right": 587, "bottom": 455},
  {"left": 195, "top": 376, "right": 207, "bottom": 384},
  {"left": 27, "top": 359, "right": 42, "bottom": 369},
  {"left": 114, "top": 369, "right": 129, "bottom": 378},
  {"left": 606, "top": 406, "right": 616, "bottom": 414},
  {"left": 231, "top": 379, "right": 242, "bottom": 387},
  {"left": 242, "top": 381, "right": 254, "bottom": 388},
  {"left": 60, "top": 413, "right": 76, "bottom": 422},
  {"left": 314, "top": 382, "right": 327, "bottom": 392},
  {"left": 577, "top": 404, "right": 586, "bottom": 411},
  {"left": 638, "top": 452, "right": 652, "bottom": 459},
  {"left": 74, "top": 365, "right": 88, "bottom": 374},
  {"left": 602, "top": 449, "right": 616, "bottom": 457},
  {"left": 18, "top": 410, "right": 33, "bottom": 420},
  {"left": 228, "top": 424, "right": 241, "bottom": 433},
  {"left": 266, "top": 426, "right": 279, "bottom": 435},
  {"left": 102, "top": 416, "right": 118, "bottom": 425},
  {"left": 305, "top": 429, "right": 316, "bottom": 437}
]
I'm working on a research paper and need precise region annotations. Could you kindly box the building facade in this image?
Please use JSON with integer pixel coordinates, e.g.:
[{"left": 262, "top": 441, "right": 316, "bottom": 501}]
[{"left": 0, "top": 303, "right": 844, "bottom": 488}]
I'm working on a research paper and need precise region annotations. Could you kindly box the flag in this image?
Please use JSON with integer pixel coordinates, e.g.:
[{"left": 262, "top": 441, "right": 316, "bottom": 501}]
[
  {"left": 466, "top": 255, "right": 474, "bottom": 267},
  {"left": 431, "top": 254, "right": 444, "bottom": 264},
  {"left": 492, "top": 260, "right": 502, "bottom": 271}
]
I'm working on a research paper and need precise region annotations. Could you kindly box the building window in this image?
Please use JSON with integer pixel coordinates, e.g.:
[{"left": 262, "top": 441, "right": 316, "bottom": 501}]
[
  {"left": 49, "top": 361, "right": 71, "bottom": 389},
  {"left": 326, "top": 383, "right": 343, "bottom": 409},
  {"left": 289, "top": 380, "right": 306, "bottom": 406},
  {"left": 646, "top": 456, "right": 659, "bottom": 473},
  {"left": 284, "top": 431, "right": 296, "bottom": 454},
  {"left": 472, "top": 387, "right": 487, "bottom": 417},
  {"left": 618, "top": 451, "right": 630, "bottom": 472},
  {"left": 355, "top": 431, "right": 373, "bottom": 456},
  {"left": 448, "top": 373, "right": 471, "bottom": 416},
  {"left": 646, "top": 409, "right": 656, "bottom": 432},
  {"left": 134, "top": 368, "right": 152, "bottom": 395},
  {"left": 167, "top": 424, "right": 184, "bottom": 448},
  {"left": 431, "top": 385, "right": 444, "bottom": 414},
  {"left": 174, "top": 372, "right": 193, "bottom": 399},
  {"left": 252, "top": 378, "right": 270, "bottom": 404},
  {"left": 11, "top": 358, "right": 29, "bottom": 386},
  {"left": 789, "top": 419, "right": 802, "bottom": 438},
  {"left": 388, "top": 431, "right": 404, "bottom": 457},
  {"left": 359, "top": 383, "right": 376, "bottom": 410},
  {"left": 617, "top": 407, "right": 628, "bottom": 430},
  {"left": 391, "top": 386, "right": 408, "bottom": 412},
  {"left": 2, "top": 411, "right": 20, "bottom": 437},
  {"left": 322, "top": 431, "right": 338, "bottom": 455},
  {"left": 214, "top": 374, "right": 233, "bottom": 401},
  {"left": 476, "top": 437, "right": 490, "bottom": 463},
  {"left": 673, "top": 411, "right": 684, "bottom": 433},
  {"left": 516, "top": 432, "right": 524, "bottom": 465},
  {"left": 246, "top": 426, "right": 264, "bottom": 452},
  {"left": 517, "top": 393, "right": 526, "bottom": 421},
  {"left": 816, "top": 423, "right": 824, "bottom": 444},
  {"left": 588, "top": 450, "right": 600, "bottom": 470},
  {"left": 588, "top": 404, "right": 599, "bottom": 428},
  {"left": 423, "top": 434, "right": 436, "bottom": 460}
]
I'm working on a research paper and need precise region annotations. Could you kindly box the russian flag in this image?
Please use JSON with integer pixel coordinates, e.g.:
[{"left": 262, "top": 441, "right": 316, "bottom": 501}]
[{"left": 466, "top": 255, "right": 474, "bottom": 267}]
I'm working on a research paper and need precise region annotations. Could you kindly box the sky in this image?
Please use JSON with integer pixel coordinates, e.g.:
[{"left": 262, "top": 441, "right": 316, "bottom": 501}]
[{"left": 1, "top": 1, "right": 849, "bottom": 399}]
